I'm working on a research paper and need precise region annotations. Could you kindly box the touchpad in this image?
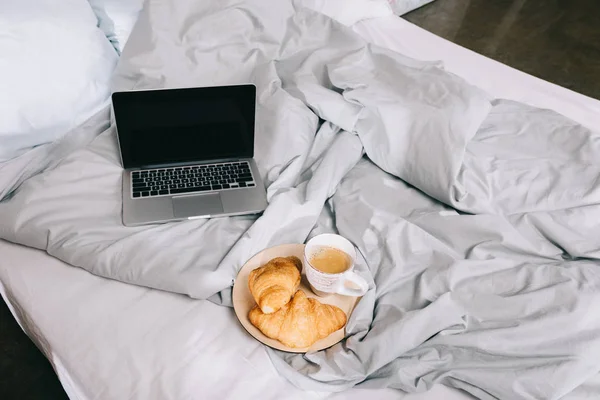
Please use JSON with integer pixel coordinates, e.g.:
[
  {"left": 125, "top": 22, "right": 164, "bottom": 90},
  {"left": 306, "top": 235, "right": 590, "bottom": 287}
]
[{"left": 172, "top": 193, "right": 224, "bottom": 219}]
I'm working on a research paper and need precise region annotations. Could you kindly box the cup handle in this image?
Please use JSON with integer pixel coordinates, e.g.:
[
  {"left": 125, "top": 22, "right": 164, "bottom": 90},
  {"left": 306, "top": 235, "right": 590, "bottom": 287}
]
[{"left": 337, "top": 271, "right": 369, "bottom": 297}]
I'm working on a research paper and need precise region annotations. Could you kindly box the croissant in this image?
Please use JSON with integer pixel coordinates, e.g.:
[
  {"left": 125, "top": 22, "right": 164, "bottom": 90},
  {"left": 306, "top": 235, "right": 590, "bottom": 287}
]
[
  {"left": 248, "top": 290, "right": 347, "bottom": 348},
  {"left": 248, "top": 256, "right": 303, "bottom": 314}
]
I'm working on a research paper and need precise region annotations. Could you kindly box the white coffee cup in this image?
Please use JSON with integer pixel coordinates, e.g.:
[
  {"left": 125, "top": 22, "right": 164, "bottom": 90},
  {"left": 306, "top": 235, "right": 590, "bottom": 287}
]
[{"left": 304, "top": 234, "right": 369, "bottom": 297}]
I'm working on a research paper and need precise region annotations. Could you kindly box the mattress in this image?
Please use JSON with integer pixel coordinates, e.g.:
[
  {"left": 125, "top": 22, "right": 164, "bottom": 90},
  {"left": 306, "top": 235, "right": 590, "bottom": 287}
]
[
  {"left": 2, "top": 14, "right": 600, "bottom": 400},
  {"left": 0, "top": 240, "right": 472, "bottom": 400}
]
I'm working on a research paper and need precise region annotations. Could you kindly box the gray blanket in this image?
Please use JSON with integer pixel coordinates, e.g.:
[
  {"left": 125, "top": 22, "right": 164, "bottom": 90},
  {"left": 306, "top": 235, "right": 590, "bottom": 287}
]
[{"left": 2, "top": 0, "right": 600, "bottom": 398}]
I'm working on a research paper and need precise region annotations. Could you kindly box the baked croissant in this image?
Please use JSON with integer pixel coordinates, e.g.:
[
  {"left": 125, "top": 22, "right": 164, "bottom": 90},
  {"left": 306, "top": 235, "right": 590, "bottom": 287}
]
[
  {"left": 248, "top": 256, "right": 303, "bottom": 314},
  {"left": 248, "top": 290, "right": 347, "bottom": 348}
]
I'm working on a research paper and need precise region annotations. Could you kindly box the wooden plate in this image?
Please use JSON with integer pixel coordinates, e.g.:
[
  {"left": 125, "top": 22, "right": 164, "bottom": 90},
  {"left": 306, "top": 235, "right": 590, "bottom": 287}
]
[{"left": 232, "top": 244, "right": 359, "bottom": 353}]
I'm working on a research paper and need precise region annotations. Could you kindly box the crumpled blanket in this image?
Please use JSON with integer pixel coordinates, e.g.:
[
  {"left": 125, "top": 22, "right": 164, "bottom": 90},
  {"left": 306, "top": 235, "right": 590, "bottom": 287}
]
[{"left": 1, "top": 0, "right": 600, "bottom": 398}]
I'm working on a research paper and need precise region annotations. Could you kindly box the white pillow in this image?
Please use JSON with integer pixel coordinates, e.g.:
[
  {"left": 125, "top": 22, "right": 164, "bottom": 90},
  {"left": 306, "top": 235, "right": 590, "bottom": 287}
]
[
  {"left": 0, "top": 0, "right": 118, "bottom": 162},
  {"left": 298, "top": 0, "right": 393, "bottom": 26},
  {"left": 88, "top": 0, "right": 146, "bottom": 53},
  {"left": 387, "top": 0, "right": 435, "bottom": 15}
]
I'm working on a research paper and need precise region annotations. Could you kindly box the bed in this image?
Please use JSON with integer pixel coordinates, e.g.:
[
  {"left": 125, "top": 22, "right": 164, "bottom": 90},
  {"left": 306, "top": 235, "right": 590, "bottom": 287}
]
[
  {"left": 0, "top": 240, "right": 471, "bottom": 400},
  {"left": 2, "top": 1, "right": 600, "bottom": 399}
]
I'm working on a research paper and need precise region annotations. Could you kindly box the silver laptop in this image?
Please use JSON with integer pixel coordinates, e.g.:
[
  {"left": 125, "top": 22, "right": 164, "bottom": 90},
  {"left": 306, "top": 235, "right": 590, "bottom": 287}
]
[{"left": 112, "top": 84, "right": 268, "bottom": 226}]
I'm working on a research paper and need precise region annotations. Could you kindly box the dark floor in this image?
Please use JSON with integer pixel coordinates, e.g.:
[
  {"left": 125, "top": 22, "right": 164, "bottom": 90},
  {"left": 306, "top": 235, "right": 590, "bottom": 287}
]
[
  {"left": 404, "top": 0, "right": 600, "bottom": 100},
  {"left": 1, "top": 1, "right": 599, "bottom": 399},
  {"left": 0, "top": 297, "right": 69, "bottom": 399}
]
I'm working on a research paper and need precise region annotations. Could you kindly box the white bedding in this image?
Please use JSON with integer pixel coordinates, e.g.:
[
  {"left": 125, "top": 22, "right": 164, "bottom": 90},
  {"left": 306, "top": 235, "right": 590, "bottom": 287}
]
[
  {"left": 0, "top": 240, "right": 470, "bottom": 400},
  {"left": 2, "top": 13, "right": 600, "bottom": 400},
  {"left": 0, "top": 0, "right": 117, "bottom": 162},
  {"left": 88, "top": 0, "right": 146, "bottom": 53}
]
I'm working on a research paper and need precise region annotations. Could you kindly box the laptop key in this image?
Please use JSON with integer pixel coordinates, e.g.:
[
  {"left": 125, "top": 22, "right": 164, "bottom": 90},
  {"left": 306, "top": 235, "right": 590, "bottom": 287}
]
[
  {"left": 247, "top": 183, "right": 255, "bottom": 187},
  {"left": 159, "top": 190, "right": 168, "bottom": 195},
  {"left": 133, "top": 192, "right": 141, "bottom": 198},
  {"left": 238, "top": 176, "right": 253, "bottom": 182},
  {"left": 133, "top": 186, "right": 149, "bottom": 192},
  {"left": 151, "top": 190, "right": 159, "bottom": 196},
  {"left": 222, "top": 183, "right": 230, "bottom": 189},
  {"left": 170, "top": 186, "right": 210, "bottom": 195},
  {"left": 141, "top": 191, "right": 150, "bottom": 197},
  {"left": 238, "top": 182, "right": 247, "bottom": 187}
]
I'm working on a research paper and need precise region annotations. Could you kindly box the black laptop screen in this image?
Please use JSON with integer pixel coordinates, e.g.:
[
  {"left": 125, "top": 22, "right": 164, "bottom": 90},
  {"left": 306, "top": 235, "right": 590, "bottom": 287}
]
[{"left": 112, "top": 85, "right": 256, "bottom": 169}]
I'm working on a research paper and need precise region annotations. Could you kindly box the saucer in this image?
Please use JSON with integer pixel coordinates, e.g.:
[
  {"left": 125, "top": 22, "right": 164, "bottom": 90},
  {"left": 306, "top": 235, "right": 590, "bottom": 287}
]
[{"left": 232, "top": 244, "right": 360, "bottom": 353}]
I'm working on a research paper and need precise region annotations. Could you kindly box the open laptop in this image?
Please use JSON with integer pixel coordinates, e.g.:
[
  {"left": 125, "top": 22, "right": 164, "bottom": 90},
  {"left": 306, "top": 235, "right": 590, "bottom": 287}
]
[{"left": 112, "top": 84, "right": 268, "bottom": 226}]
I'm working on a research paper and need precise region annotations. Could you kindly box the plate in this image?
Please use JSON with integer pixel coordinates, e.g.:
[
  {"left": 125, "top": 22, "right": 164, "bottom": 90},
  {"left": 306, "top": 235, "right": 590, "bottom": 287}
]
[{"left": 232, "top": 243, "right": 360, "bottom": 353}]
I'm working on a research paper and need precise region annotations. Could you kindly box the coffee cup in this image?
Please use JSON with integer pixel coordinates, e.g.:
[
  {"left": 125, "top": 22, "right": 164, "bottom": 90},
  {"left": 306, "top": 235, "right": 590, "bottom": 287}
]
[{"left": 304, "top": 234, "right": 369, "bottom": 297}]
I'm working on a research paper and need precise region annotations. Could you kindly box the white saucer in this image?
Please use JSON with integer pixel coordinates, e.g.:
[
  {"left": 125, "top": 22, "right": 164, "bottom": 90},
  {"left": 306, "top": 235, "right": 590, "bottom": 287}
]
[{"left": 232, "top": 244, "right": 359, "bottom": 353}]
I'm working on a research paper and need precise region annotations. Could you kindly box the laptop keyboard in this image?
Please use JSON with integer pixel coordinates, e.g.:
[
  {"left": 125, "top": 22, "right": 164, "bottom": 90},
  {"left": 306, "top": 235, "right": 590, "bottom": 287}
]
[{"left": 131, "top": 161, "right": 256, "bottom": 198}]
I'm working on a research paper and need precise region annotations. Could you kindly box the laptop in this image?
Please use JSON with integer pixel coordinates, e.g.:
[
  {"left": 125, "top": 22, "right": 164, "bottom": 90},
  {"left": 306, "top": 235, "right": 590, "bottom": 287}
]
[{"left": 112, "top": 84, "right": 268, "bottom": 226}]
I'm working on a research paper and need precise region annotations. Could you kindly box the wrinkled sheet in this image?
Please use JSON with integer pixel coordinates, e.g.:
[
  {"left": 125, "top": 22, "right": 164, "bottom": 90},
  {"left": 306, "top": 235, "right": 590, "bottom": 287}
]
[
  {"left": 389, "top": 0, "right": 435, "bottom": 16},
  {"left": 1, "top": 0, "right": 600, "bottom": 398},
  {"left": 1, "top": 239, "right": 473, "bottom": 400}
]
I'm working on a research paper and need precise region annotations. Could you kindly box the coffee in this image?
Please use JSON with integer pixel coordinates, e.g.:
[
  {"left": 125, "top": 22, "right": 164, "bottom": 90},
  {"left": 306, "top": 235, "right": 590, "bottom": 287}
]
[{"left": 309, "top": 246, "right": 352, "bottom": 274}]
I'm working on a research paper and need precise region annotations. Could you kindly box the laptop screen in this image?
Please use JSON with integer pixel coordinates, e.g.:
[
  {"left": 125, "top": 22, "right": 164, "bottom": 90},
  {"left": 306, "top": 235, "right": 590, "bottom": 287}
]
[{"left": 112, "top": 85, "right": 256, "bottom": 169}]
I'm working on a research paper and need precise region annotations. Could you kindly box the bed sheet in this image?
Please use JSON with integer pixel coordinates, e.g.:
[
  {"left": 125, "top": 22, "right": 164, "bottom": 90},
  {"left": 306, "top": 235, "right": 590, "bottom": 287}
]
[
  {"left": 0, "top": 240, "right": 471, "bottom": 400},
  {"left": 2, "top": 14, "right": 600, "bottom": 400},
  {"left": 353, "top": 16, "right": 600, "bottom": 129}
]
